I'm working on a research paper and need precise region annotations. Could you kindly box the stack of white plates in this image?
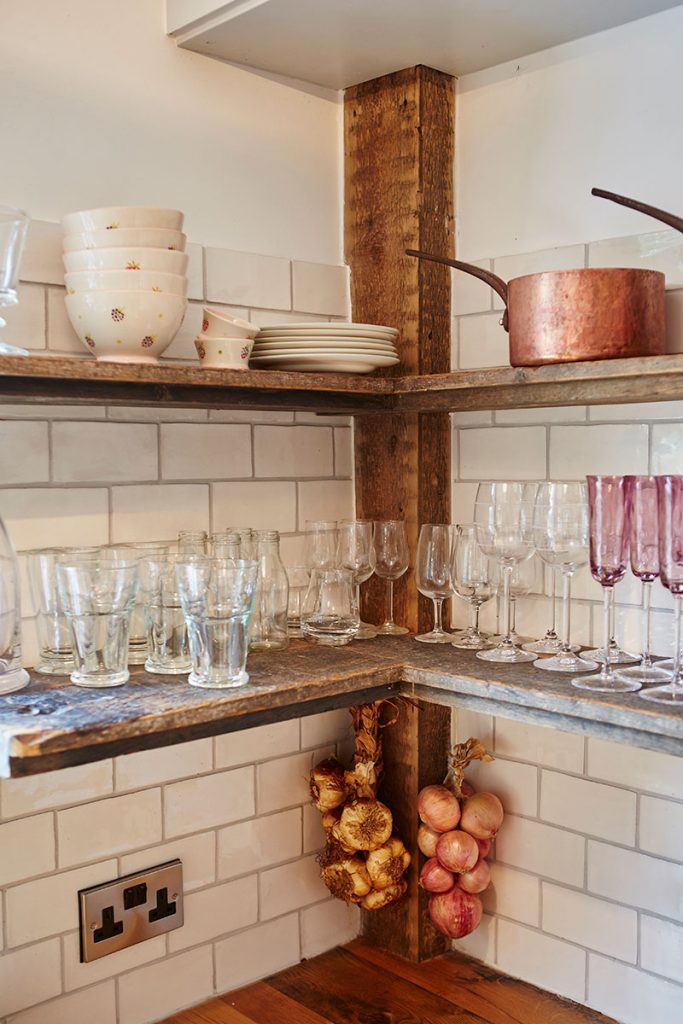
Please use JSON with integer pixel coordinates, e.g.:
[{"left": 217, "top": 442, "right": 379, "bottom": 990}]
[{"left": 250, "top": 322, "right": 400, "bottom": 374}]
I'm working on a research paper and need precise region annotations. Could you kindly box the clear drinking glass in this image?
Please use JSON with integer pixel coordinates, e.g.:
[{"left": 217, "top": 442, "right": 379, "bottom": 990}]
[
  {"left": 0, "top": 512, "right": 29, "bottom": 694},
  {"left": 523, "top": 566, "right": 562, "bottom": 655},
  {"left": 286, "top": 565, "right": 310, "bottom": 638},
  {"left": 0, "top": 206, "right": 29, "bottom": 307},
  {"left": 176, "top": 558, "right": 259, "bottom": 688},
  {"left": 374, "top": 520, "right": 410, "bottom": 635},
  {"left": 56, "top": 558, "right": 139, "bottom": 688},
  {"left": 301, "top": 568, "right": 360, "bottom": 646},
  {"left": 304, "top": 521, "right": 339, "bottom": 573},
  {"left": 209, "top": 532, "right": 242, "bottom": 559},
  {"left": 249, "top": 530, "right": 289, "bottom": 651},
  {"left": 415, "top": 524, "right": 453, "bottom": 643},
  {"left": 504, "top": 555, "right": 543, "bottom": 646},
  {"left": 581, "top": 596, "right": 640, "bottom": 664},
  {"left": 615, "top": 476, "right": 670, "bottom": 687},
  {"left": 108, "top": 542, "right": 170, "bottom": 665},
  {"left": 178, "top": 530, "right": 208, "bottom": 556},
  {"left": 337, "top": 520, "right": 376, "bottom": 640},
  {"left": 139, "top": 553, "right": 192, "bottom": 674},
  {"left": 573, "top": 475, "right": 639, "bottom": 692},
  {"left": 640, "top": 476, "right": 683, "bottom": 704},
  {"left": 26, "top": 548, "right": 76, "bottom": 675},
  {"left": 450, "top": 523, "right": 495, "bottom": 650},
  {"left": 474, "top": 482, "right": 537, "bottom": 663},
  {"left": 531, "top": 481, "right": 597, "bottom": 673}
]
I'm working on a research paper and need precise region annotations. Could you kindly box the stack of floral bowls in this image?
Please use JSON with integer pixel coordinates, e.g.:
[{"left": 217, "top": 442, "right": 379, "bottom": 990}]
[
  {"left": 194, "top": 307, "right": 258, "bottom": 369},
  {"left": 62, "top": 207, "right": 188, "bottom": 363}
]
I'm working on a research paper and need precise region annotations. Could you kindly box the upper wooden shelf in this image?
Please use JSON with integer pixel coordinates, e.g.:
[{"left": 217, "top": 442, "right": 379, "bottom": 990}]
[
  {"left": 2, "top": 352, "right": 683, "bottom": 414},
  {"left": 1, "top": 637, "right": 681, "bottom": 778}
]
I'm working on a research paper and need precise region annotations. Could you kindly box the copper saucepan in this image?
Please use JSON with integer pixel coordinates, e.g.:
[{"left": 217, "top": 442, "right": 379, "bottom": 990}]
[{"left": 407, "top": 189, "right": 683, "bottom": 367}]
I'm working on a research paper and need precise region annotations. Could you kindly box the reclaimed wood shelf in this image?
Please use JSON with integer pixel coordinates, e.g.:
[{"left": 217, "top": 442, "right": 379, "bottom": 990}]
[
  {"left": 163, "top": 939, "right": 615, "bottom": 1024},
  {"left": 2, "top": 636, "right": 681, "bottom": 778},
  {"left": 2, "top": 352, "right": 683, "bottom": 414}
]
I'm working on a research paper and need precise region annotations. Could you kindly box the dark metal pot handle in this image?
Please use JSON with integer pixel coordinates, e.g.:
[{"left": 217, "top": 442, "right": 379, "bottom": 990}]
[
  {"left": 405, "top": 249, "right": 510, "bottom": 330},
  {"left": 592, "top": 188, "right": 683, "bottom": 235}
]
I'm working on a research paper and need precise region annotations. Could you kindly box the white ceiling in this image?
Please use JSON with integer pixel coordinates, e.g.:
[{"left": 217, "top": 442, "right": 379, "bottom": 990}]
[{"left": 168, "top": 0, "right": 683, "bottom": 89}]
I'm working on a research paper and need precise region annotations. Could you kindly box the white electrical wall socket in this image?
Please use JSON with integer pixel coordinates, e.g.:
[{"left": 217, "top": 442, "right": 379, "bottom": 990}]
[{"left": 79, "top": 859, "right": 184, "bottom": 962}]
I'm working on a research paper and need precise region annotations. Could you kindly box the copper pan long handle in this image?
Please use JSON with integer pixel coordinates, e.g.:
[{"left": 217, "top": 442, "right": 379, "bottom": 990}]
[
  {"left": 405, "top": 249, "right": 509, "bottom": 306},
  {"left": 592, "top": 188, "right": 683, "bottom": 235}
]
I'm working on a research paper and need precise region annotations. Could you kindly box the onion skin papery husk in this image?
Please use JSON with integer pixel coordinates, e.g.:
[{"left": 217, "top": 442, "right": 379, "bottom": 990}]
[
  {"left": 338, "top": 797, "right": 393, "bottom": 853},
  {"left": 419, "top": 857, "right": 455, "bottom": 894},
  {"left": 366, "top": 836, "right": 411, "bottom": 890},
  {"left": 417, "top": 823, "right": 441, "bottom": 858},
  {"left": 429, "top": 888, "right": 483, "bottom": 939},
  {"left": 460, "top": 792, "right": 504, "bottom": 841},
  {"left": 436, "top": 829, "right": 479, "bottom": 873},
  {"left": 417, "top": 784, "right": 461, "bottom": 832},
  {"left": 457, "top": 858, "right": 490, "bottom": 895},
  {"left": 321, "top": 856, "right": 372, "bottom": 903},
  {"left": 310, "top": 757, "right": 348, "bottom": 812},
  {"left": 362, "top": 879, "right": 407, "bottom": 911}
]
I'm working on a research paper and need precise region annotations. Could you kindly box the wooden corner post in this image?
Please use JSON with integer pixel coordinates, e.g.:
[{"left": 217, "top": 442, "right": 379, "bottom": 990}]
[{"left": 345, "top": 66, "right": 454, "bottom": 960}]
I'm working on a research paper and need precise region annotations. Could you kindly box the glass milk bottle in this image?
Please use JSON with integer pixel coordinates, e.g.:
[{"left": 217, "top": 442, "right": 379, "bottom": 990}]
[
  {"left": 249, "top": 530, "right": 289, "bottom": 651},
  {"left": 0, "top": 513, "right": 29, "bottom": 694}
]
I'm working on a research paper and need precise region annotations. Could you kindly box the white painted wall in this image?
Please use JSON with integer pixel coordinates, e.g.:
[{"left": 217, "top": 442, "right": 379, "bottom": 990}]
[
  {"left": 0, "top": 0, "right": 342, "bottom": 263},
  {"left": 456, "top": 5, "right": 683, "bottom": 259}
]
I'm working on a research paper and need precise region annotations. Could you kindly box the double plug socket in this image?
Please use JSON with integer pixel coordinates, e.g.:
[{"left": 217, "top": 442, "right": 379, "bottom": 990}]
[{"left": 79, "top": 860, "right": 184, "bottom": 962}]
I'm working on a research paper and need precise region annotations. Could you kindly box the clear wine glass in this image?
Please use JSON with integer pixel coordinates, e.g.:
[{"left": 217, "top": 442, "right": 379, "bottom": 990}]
[
  {"left": 450, "top": 523, "right": 495, "bottom": 650},
  {"left": 573, "top": 475, "right": 639, "bottom": 692},
  {"left": 531, "top": 480, "right": 597, "bottom": 673},
  {"left": 474, "top": 481, "right": 537, "bottom": 663},
  {"left": 374, "top": 520, "right": 410, "bottom": 635},
  {"left": 415, "top": 524, "right": 453, "bottom": 643},
  {"left": 0, "top": 206, "right": 30, "bottom": 355},
  {"left": 337, "top": 520, "right": 377, "bottom": 640},
  {"left": 304, "top": 520, "right": 338, "bottom": 573},
  {"left": 615, "top": 476, "right": 670, "bottom": 687},
  {"left": 640, "top": 475, "right": 683, "bottom": 704},
  {"left": 507, "top": 555, "right": 542, "bottom": 646},
  {"left": 523, "top": 565, "right": 562, "bottom": 654}
]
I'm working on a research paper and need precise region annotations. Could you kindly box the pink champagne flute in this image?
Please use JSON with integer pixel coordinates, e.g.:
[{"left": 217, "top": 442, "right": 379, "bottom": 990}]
[
  {"left": 641, "top": 476, "right": 683, "bottom": 704},
  {"left": 573, "top": 476, "right": 639, "bottom": 692},
  {"left": 615, "top": 477, "right": 670, "bottom": 686}
]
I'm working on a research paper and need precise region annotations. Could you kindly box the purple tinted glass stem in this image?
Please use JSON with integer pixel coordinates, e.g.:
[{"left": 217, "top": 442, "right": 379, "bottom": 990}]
[{"left": 674, "top": 595, "right": 683, "bottom": 691}]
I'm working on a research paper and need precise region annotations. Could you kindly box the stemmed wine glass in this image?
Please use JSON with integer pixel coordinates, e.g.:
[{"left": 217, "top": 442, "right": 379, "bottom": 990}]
[
  {"left": 304, "top": 521, "right": 339, "bottom": 573},
  {"left": 374, "top": 520, "right": 410, "bottom": 635},
  {"left": 640, "top": 475, "right": 683, "bottom": 704},
  {"left": 337, "top": 520, "right": 377, "bottom": 640},
  {"left": 573, "top": 475, "right": 639, "bottom": 692},
  {"left": 415, "top": 524, "right": 453, "bottom": 643},
  {"left": 450, "top": 523, "right": 495, "bottom": 650},
  {"left": 615, "top": 476, "right": 670, "bottom": 686},
  {"left": 473, "top": 481, "right": 537, "bottom": 663},
  {"left": 523, "top": 566, "right": 562, "bottom": 654},
  {"left": 531, "top": 480, "right": 597, "bottom": 673},
  {"left": 0, "top": 206, "right": 30, "bottom": 355}
]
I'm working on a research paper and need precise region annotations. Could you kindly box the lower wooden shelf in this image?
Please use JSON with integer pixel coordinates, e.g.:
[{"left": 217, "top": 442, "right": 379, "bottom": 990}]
[
  {"left": 1, "top": 636, "right": 681, "bottom": 778},
  {"left": 162, "top": 939, "right": 615, "bottom": 1024}
]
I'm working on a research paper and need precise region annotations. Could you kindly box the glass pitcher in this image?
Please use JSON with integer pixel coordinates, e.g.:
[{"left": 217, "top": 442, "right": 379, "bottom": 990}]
[
  {"left": 249, "top": 530, "right": 289, "bottom": 652},
  {"left": 0, "top": 513, "right": 29, "bottom": 693}
]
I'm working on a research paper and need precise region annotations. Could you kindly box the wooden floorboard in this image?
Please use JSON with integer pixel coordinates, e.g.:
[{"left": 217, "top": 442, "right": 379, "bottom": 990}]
[{"left": 164, "top": 941, "right": 616, "bottom": 1024}]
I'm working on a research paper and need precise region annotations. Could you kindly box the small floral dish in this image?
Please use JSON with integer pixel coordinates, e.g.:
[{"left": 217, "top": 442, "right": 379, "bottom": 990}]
[
  {"left": 64, "top": 246, "right": 188, "bottom": 276},
  {"left": 65, "top": 290, "right": 187, "bottom": 364},
  {"left": 195, "top": 336, "right": 254, "bottom": 370},
  {"left": 65, "top": 269, "right": 187, "bottom": 297},
  {"left": 62, "top": 207, "right": 184, "bottom": 234},
  {"left": 201, "top": 307, "right": 258, "bottom": 340},
  {"left": 63, "top": 228, "right": 186, "bottom": 253}
]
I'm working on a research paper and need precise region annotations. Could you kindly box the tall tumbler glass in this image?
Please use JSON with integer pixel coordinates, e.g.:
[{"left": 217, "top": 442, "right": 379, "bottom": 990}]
[
  {"left": 176, "top": 558, "right": 258, "bottom": 688},
  {"left": 57, "top": 558, "right": 139, "bottom": 688},
  {"left": 474, "top": 482, "right": 536, "bottom": 663},
  {"left": 139, "top": 553, "right": 191, "bottom": 674},
  {"left": 531, "top": 481, "right": 597, "bottom": 674},
  {"left": 450, "top": 523, "right": 495, "bottom": 650},
  {"left": 573, "top": 476, "right": 638, "bottom": 692},
  {"left": 374, "top": 520, "right": 410, "bottom": 635},
  {"left": 0, "top": 512, "right": 29, "bottom": 694},
  {"left": 301, "top": 568, "right": 360, "bottom": 646},
  {"left": 108, "top": 542, "right": 169, "bottom": 665},
  {"left": 641, "top": 476, "right": 683, "bottom": 704},
  {"left": 337, "top": 520, "right": 376, "bottom": 640},
  {"left": 415, "top": 524, "right": 453, "bottom": 643},
  {"left": 616, "top": 476, "right": 670, "bottom": 686},
  {"left": 27, "top": 548, "right": 76, "bottom": 675}
]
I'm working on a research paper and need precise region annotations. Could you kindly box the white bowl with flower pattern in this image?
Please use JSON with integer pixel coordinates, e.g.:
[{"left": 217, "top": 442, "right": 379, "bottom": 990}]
[
  {"left": 65, "top": 290, "right": 187, "bottom": 364},
  {"left": 194, "top": 336, "right": 254, "bottom": 370},
  {"left": 201, "top": 307, "right": 258, "bottom": 340},
  {"left": 63, "top": 228, "right": 186, "bottom": 252},
  {"left": 64, "top": 246, "right": 188, "bottom": 276},
  {"left": 63, "top": 207, "right": 184, "bottom": 234},
  {"left": 65, "top": 269, "right": 187, "bottom": 297}
]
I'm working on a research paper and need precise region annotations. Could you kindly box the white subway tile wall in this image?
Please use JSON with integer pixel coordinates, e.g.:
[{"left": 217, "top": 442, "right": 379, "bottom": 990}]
[{"left": 451, "top": 708, "right": 683, "bottom": 1021}]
